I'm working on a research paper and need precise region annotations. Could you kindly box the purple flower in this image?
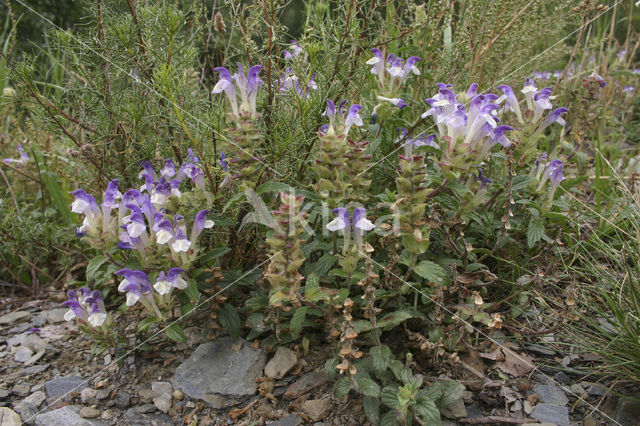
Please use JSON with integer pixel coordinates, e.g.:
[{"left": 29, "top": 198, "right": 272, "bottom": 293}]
[
  {"left": 326, "top": 207, "right": 375, "bottom": 252},
  {"left": 588, "top": 71, "right": 606, "bottom": 87},
  {"left": 540, "top": 107, "right": 568, "bottom": 131},
  {"left": 116, "top": 269, "right": 153, "bottom": 306},
  {"left": 62, "top": 288, "right": 107, "bottom": 327},
  {"left": 465, "top": 83, "right": 478, "bottom": 100},
  {"left": 152, "top": 217, "right": 174, "bottom": 245},
  {"left": 618, "top": 49, "right": 627, "bottom": 62},
  {"left": 623, "top": 86, "right": 635, "bottom": 96},
  {"left": 321, "top": 100, "right": 364, "bottom": 136},
  {"left": 190, "top": 209, "right": 214, "bottom": 243},
  {"left": 497, "top": 85, "right": 524, "bottom": 123},
  {"left": 212, "top": 67, "right": 238, "bottom": 117},
  {"left": 475, "top": 168, "right": 492, "bottom": 188},
  {"left": 219, "top": 152, "right": 229, "bottom": 171},
  {"left": 283, "top": 40, "right": 303, "bottom": 60},
  {"left": 533, "top": 87, "right": 554, "bottom": 123},
  {"left": 2, "top": 144, "right": 29, "bottom": 166},
  {"left": 377, "top": 96, "right": 408, "bottom": 108},
  {"left": 153, "top": 268, "right": 188, "bottom": 295},
  {"left": 161, "top": 159, "right": 176, "bottom": 178},
  {"left": 366, "top": 48, "right": 385, "bottom": 77}
]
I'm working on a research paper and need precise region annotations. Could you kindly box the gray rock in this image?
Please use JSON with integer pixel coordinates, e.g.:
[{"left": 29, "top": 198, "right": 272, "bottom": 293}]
[
  {"left": 151, "top": 382, "right": 172, "bottom": 396},
  {"left": 24, "top": 350, "right": 45, "bottom": 366},
  {"left": 34, "top": 406, "right": 103, "bottom": 425},
  {"left": 264, "top": 346, "right": 297, "bottom": 379},
  {"left": 612, "top": 393, "right": 640, "bottom": 425},
  {"left": 23, "top": 391, "right": 46, "bottom": 407},
  {"left": 534, "top": 384, "right": 569, "bottom": 406},
  {"left": 80, "top": 388, "right": 97, "bottom": 403},
  {"left": 283, "top": 371, "right": 328, "bottom": 400},
  {"left": 0, "top": 407, "right": 22, "bottom": 425},
  {"left": 45, "top": 375, "right": 88, "bottom": 401},
  {"left": 46, "top": 309, "right": 69, "bottom": 324},
  {"left": 531, "top": 403, "right": 570, "bottom": 426},
  {"left": 510, "top": 400, "right": 522, "bottom": 412},
  {"left": 526, "top": 344, "right": 556, "bottom": 356},
  {"left": 0, "top": 389, "right": 10, "bottom": 399},
  {"left": 153, "top": 395, "right": 171, "bottom": 413},
  {"left": 18, "top": 402, "right": 38, "bottom": 424},
  {"left": 301, "top": 399, "right": 331, "bottom": 422},
  {"left": 172, "top": 338, "right": 266, "bottom": 406},
  {"left": 95, "top": 389, "right": 109, "bottom": 400},
  {"left": 123, "top": 407, "right": 173, "bottom": 426},
  {"left": 79, "top": 407, "right": 101, "bottom": 419},
  {"left": 138, "top": 389, "right": 155, "bottom": 403},
  {"left": 21, "top": 364, "right": 49, "bottom": 375},
  {"left": 0, "top": 311, "right": 30, "bottom": 324},
  {"left": 553, "top": 371, "right": 570, "bottom": 385},
  {"left": 115, "top": 392, "right": 130, "bottom": 409},
  {"left": 8, "top": 323, "right": 31, "bottom": 334},
  {"left": 267, "top": 414, "right": 303, "bottom": 426},
  {"left": 441, "top": 398, "right": 467, "bottom": 419},
  {"left": 33, "top": 312, "right": 47, "bottom": 327},
  {"left": 584, "top": 382, "right": 607, "bottom": 396},
  {"left": 136, "top": 403, "right": 157, "bottom": 413},
  {"left": 570, "top": 383, "right": 586, "bottom": 396},
  {"left": 12, "top": 383, "right": 31, "bottom": 397}
]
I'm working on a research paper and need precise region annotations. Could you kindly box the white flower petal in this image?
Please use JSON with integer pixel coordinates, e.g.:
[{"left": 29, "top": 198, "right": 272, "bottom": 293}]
[
  {"left": 64, "top": 310, "right": 76, "bottom": 321},
  {"left": 326, "top": 217, "right": 347, "bottom": 232},
  {"left": 154, "top": 280, "right": 172, "bottom": 295},
  {"left": 355, "top": 218, "right": 375, "bottom": 231},
  {"left": 88, "top": 312, "right": 106, "bottom": 327},
  {"left": 126, "top": 292, "right": 140, "bottom": 307}
]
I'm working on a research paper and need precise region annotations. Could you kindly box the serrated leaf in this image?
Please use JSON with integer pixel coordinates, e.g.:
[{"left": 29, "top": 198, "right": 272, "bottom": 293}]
[
  {"left": 310, "top": 253, "right": 336, "bottom": 277},
  {"left": 334, "top": 377, "right": 352, "bottom": 399},
  {"left": 86, "top": 255, "right": 108, "bottom": 281},
  {"left": 165, "top": 323, "right": 187, "bottom": 343},
  {"left": 357, "top": 377, "right": 381, "bottom": 398},
  {"left": 256, "top": 182, "right": 293, "bottom": 194},
  {"left": 137, "top": 316, "right": 157, "bottom": 333},
  {"left": 185, "top": 279, "right": 200, "bottom": 301},
  {"left": 390, "top": 360, "right": 412, "bottom": 383},
  {"left": 380, "top": 386, "right": 399, "bottom": 409},
  {"left": 363, "top": 395, "right": 380, "bottom": 425},
  {"left": 370, "top": 345, "right": 392, "bottom": 373},
  {"left": 305, "top": 273, "right": 320, "bottom": 292},
  {"left": 428, "top": 381, "right": 465, "bottom": 408},
  {"left": 527, "top": 218, "right": 545, "bottom": 248},
  {"left": 245, "top": 291, "right": 269, "bottom": 311},
  {"left": 219, "top": 304, "right": 241, "bottom": 338},
  {"left": 198, "top": 247, "right": 231, "bottom": 263},
  {"left": 324, "top": 357, "right": 339, "bottom": 380},
  {"left": 290, "top": 306, "right": 309, "bottom": 339},
  {"left": 413, "top": 261, "right": 447, "bottom": 284},
  {"left": 414, "top": 395, "right": 440, "bottom": 424}
]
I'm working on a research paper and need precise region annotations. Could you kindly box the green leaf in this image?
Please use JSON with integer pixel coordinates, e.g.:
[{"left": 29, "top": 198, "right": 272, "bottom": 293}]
[
  {"left": 353, "top": 310, "right": 421, "bottom": 334},
  {"left": 370, "top": 345, "right": 392, "bottom": 373},
  {"left": 428, "top": 381, "right": 465, "bottom": 408},
  {"left": 413, "top": 261, "right": 447, "bottom": 284},
  {"left": 305, "top": 273, "right": 320, "bottom": 292},
  {"left": 222, "top": 191, "right": 246, "bottom": 212},
  {"left": 357, "top": 377, "right": 381, "bottom": 398},
  {"left": 290, "top": 306, "right": 309, "bottom": 339},
  {"left": 198, "top": 247, "right": 231, "bottom": 263},
  {"left": 363, "top": 395, "right": 380, "bottom": 425},
  {"left": 380, "top": 386, "right": 399, "bottom": 409},
  {"left": 165, "top": 323, "right": 187, "bottom": 343},
  {"left": 219, "top": 304, "right": 242, "bottom": 338},
  {"left": 334, "top": 377, "right": 352, "bottom": 399},
  {"left": 390, "top": 360, "right": 412, "bottom": 383},
  {"left": 40, "top": 169, "right": 73, "bottom": 225},
  {"left": 256, "top": 182, "right": 293, "bottom": 194},
  {"left": 137, "top": 316, "right": 157, "bottom": 333},
  {"left": 185, "top": 279, "right": 200, "bottom": 302},
  {"left": 324, "top": 357, "right": 339, "bottom": 380},
  {"left": 245, "top": 291, "right": 269, "bottom": 311},
  {"left": 86, "top": 255, "right": 107, "bottom": 281},
  {"left": 414, "top": 394, "right": 440, "bottom": 424},
  {"left": 527, "top": 218, "right": 546, "bottom": 248},
  {"left": 310, "top": 253, "right": 336, "bottom": 277}
]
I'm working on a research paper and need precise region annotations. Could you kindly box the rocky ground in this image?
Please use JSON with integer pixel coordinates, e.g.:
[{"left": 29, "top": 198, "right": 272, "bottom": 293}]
[{"left": 0, "top": 297, "right": 639, "bottom": 426}]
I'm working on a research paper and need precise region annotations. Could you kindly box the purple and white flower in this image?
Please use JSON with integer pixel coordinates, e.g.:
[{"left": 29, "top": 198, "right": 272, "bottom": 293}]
[
  {"left": 283, "top": 40, "right": 303, "bottom": 60},
  {"left": 2, "top": 144, "right": 29, "bottom": 166},
  {"left": 213, "top": 64, "right": 264, "bottom": 120},
  {"left": 62, "top": 288, "right": 108, "bottom": 327},
  {"left": 326, "top": 207, "right": 375, "bottom": 252},
  {"left": 321, "top": 100, "right": 364, "bottom": 137},
  {"left": 153, "top": 268, "right": 188, "bottom": 296}
]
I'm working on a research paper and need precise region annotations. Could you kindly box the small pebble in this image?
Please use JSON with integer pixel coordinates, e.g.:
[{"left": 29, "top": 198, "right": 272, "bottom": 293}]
[
  {"left": 79, "top": 406, "right": 102, "bottom": 419},
  {"left": 12, "top": 383, "right": 31, "bottom": 397},
  {"left": 96, "top": 389, "right": 110, "bottom": 400},
  {"left": 137, "top": 403, "right": 156, "bottom": 413},
  {"left": 172, "top": 390, "right": 184, "bottom": 400},
  {"left": 80, "top": 388, "right": 98, "bottom": 403},
  {"left": 115, "top": 392, "right": 131, "bottom": 409}
]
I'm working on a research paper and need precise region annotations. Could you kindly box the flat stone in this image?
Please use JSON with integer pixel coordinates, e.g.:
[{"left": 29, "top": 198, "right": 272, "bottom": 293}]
[
  {"left": 0, "top": 407, "right": 22, "bottom": 426},
  {"left": 80, "top": 388, "right": 97, "bottom": 403},
  {"left": 301, "top": 399, "right": 331, "bottom": 422},
  {"left": 151, "top": 382, "right": 172, "bottom": 396},
  {"left": 570, "top": 384, "right": 586, "bottom": 396},
  {"left": 526, "top": 344, "right": 556, "bottom": 356},
  {"left": 21, "top": 364, "right": 49, "bottom": 375},
  {"left": 138, "top": 389, "right": 155, "bottom": 403},
  {"left": 136, "top": 403, "right": 156, "bottom": 413},
  {"left": 584, "top": 382, "right": 607, "bottom": 396},
  {"left": 267, "top": 414, "right": 303, "bottom": 426},
  {"left": 172, "top": 338, "right": 266, "bottom": 404},
  {"left": 0, "top": 311, "right": 30, "bottom": 324},
  {"left": 46, "top": 309, "right": 69, "bottom": 324},
  {"left": 24, "top": 350, "right": 45, "bottom": 366},
  {"left": 553, "top": 371, "right": 570, "bottom": 385},
  {"left": 531, "top": 403, "right": 570, "bottom": 426},
  {"left": 441, "top": 397, "right": 467, "bottom": 419},
  {"left": 34, "top": 406, "right": 104, "bottom": 425},
  {"left": 14, "top": 346, "right": 34, "bottom": 363},
  {"left": 612, "top": 393, "right": 640, "bottom": 425},
  {"left": 524, "top": 400, "right": 533, "bottom": 414},
  {"left": 115, "top": 392, "right": 130, "bottom": 409},
  {"left": 33, "top": 312, "right": 47, "bottom": 327},
  {"left": 79, "top": 407, "right": 101, "bottom": 419},
  {"left": 0, "top": 389, "right": 10, "bottom": 399},
  {"left": 45, "top": 375, "right": 88, "bottom": 401},
  {"left": 18, "top": 402, "right": 38, "bottom": 424},
  {"left": 23, "top": 390, "right": 46, "bottom": 406},
  {"left": 95, "top": 389, "right": 109, "bottom": 400},
  {"left": 123, "top": 407, "right": 173, "bottom": 426},
  {"left": 8, "top": 323, "right": 31, "bottom": 334},
  {"left": 534, "top": 384, "right": 569, "bottom": 406},
  {"left": 153, "top": 395, "right": 171, "bottom": 413},
  {"left": 12, "top": 383, "right": 31, "bottom": 397},
  {"left": 264, "top": 347, "right": 297, "bottom": 379},
  {"left": 283, "top": 371, "right": 328, "bottom": 400}
]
